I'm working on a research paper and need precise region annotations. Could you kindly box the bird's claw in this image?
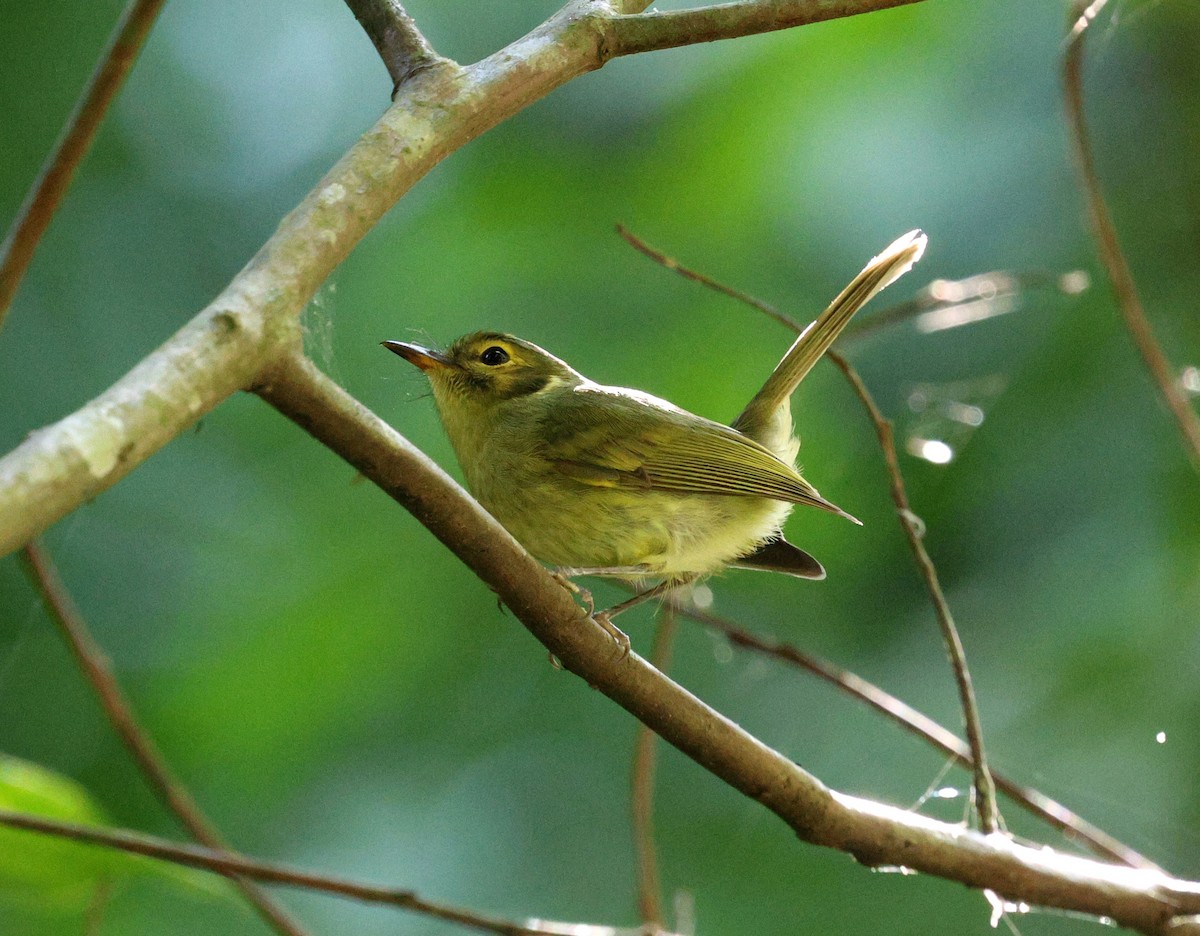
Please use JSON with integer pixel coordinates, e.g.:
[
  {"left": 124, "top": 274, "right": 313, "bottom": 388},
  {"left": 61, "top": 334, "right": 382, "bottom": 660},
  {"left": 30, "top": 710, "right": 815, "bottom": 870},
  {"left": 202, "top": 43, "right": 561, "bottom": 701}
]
[
  {"left": 551, "top": 570, "right": 594, "bottom": 615},
  {"left": 593, "top": 610, "right": 631, "bottom": 660},
  {"left": 551, "top": 570, "right": 629, "bottom": 659}
]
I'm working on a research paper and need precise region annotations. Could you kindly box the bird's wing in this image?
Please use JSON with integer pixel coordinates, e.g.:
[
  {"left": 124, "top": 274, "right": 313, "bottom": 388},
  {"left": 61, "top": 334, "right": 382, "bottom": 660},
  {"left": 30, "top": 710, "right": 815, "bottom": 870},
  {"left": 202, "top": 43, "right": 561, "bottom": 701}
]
[{"left": 540, "top": 385, "right": 855, "bottom": 520}]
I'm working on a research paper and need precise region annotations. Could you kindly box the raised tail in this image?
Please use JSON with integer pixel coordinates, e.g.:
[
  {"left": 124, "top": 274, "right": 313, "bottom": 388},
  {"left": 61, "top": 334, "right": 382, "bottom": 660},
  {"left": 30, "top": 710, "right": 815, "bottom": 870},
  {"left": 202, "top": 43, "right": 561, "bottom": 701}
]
[{"left": 734, "top": 230, "right": 927, "bottom": 443}]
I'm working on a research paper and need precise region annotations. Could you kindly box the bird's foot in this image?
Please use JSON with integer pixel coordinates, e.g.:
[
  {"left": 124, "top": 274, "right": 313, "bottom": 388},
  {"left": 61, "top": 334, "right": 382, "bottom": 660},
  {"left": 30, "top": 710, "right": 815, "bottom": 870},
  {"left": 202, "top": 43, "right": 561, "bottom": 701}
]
[
  {"left": 592, "top": 610, "right": 632, "bottom": 660},
  {"left": 550, "top": 569, "right": 594, "bottom": 615}
]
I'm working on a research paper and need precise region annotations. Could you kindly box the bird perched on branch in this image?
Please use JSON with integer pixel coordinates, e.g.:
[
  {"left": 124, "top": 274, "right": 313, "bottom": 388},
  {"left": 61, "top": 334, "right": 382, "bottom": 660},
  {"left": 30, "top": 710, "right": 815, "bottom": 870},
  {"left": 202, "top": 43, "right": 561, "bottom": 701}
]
[{"left": 385, "top": 230, "right": 926, "bottom": 646}]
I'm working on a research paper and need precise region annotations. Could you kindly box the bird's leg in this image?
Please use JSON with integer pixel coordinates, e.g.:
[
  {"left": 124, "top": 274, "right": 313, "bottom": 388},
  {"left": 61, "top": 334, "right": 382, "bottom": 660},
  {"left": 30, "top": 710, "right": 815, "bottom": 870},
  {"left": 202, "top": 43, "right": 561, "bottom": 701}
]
[
  {"left": 592, "top": 575, "right": 700, "bottom": 659},
  {"left": 550, "top": 565, "right": 654, "bottom": 627},
  {"left": 551, "top": 566, "right": 682, "bottom": 660}
]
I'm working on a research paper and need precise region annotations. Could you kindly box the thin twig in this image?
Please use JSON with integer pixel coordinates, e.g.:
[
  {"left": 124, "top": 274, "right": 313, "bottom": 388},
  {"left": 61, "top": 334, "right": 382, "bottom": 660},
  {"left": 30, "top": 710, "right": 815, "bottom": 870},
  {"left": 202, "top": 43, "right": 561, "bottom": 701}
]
[
  {"left": 1063, "top": 0, "right": 1200, "bottom": 473},
  {"left": 827, "top": 349, "right": 1000, "bottom": 834},
  {"left": 20, "top": 542, "right": 310, "bottom": 936},
  {"left": 617, "top": 226, "right": 999, "bottom": 833},
  {"left": 631, "top": 606, "right": 680, "bottom": 931},
  {"left": 617, "top": 227, "right": 1085, "bottom": 346},
  {"left": 842, "top": 269, "right": 1089, "bottom": 342},
  {"left": 668, "top": 600, "right": 1157, "bottom": 870},
  {"left": 606, "top": 0, "right": 925, "bottom": 58},
  {"left": 0, "top": 0, "right": 166, "bottom": 328},
  {"left": 341, "top": 0, "right": 449, "bottom": 91},
  {"left": 0, "top": 809, "right": 626, "bottom": 936}
]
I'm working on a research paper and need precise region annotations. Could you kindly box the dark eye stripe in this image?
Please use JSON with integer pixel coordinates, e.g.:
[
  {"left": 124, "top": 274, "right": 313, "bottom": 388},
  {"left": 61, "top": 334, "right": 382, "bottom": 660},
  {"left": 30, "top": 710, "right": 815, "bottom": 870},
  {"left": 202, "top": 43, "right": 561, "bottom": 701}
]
[{"left": 480, "top": 346, "right": 509, "bottom": 366}]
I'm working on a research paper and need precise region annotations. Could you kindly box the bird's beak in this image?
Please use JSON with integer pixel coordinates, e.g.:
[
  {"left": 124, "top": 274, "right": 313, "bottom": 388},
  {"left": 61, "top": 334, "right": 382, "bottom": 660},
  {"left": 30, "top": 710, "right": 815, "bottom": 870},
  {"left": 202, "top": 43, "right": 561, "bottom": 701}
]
[{"left": 382, "top": 340, "right": 453, "bottom": 372}]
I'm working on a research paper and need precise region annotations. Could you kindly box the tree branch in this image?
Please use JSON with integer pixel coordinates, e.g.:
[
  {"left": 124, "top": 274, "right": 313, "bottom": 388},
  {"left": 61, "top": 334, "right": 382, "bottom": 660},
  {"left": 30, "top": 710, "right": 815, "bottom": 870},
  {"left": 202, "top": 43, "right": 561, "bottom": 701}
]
[
  {"left": 252, "top": 349, "right": 1200, "bottom": 936},
  {"left": 631, "top": 607, "right": 679, "bottom": 931},
  {"left": 1063, "top": 0, "right": 1200, "bottom": 473},
  {"left": 0, "top": 0, "right": 167, "bottom": 329},
  {"left": 676, "top": 599, "right": 1158, "bottom": 871},
  {"left": 0, "top": 0, "right": 927, "bottom": 557},
  {"left": 0, "top": 808, "right": 643, "bottom": 936},
  {"left": 827, "top": 348, "right": 999, "bottom": 834},
  {"left": 20, "top": 541, "right": 309, "bottom": 936},
  {"left": 342, "top": 0, "right": 448, "bottom": 91},
  {"left": 606, "top": 0, "right": 925, "bottom": 58}
]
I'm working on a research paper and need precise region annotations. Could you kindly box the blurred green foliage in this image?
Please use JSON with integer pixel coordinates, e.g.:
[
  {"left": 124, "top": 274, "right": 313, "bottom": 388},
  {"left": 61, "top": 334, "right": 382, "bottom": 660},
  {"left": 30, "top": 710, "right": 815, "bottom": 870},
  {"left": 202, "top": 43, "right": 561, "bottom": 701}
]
[{"left": 1, "top": 0, "right": 1198, "bottom": 934}]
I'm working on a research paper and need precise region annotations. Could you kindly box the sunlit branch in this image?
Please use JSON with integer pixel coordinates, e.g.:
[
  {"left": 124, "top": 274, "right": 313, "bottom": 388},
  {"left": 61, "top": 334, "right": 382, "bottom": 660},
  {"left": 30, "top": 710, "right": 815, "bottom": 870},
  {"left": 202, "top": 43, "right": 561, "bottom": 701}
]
[
  {"left": 0, "top": 0, "right": 166, "bottom": 330},
  {"left": 1063, "top": 0, "right": 1200, "bottom": 474},
  {"left": 20, "top": 541, "right": 310, "bottom": 936},
  {"left": 606, "top": 0, "right": 925, "bottom": 57},
  {"left": 673, "top": 598, "right": 1158, "bottom": 870}
]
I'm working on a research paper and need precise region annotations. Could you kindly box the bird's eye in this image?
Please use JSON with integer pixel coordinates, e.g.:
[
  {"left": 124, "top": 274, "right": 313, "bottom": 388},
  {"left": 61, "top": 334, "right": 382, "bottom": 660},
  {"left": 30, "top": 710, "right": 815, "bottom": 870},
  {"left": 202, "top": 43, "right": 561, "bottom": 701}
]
[{"left": 480, "top": 346, "right": 509, "bottom": 366}]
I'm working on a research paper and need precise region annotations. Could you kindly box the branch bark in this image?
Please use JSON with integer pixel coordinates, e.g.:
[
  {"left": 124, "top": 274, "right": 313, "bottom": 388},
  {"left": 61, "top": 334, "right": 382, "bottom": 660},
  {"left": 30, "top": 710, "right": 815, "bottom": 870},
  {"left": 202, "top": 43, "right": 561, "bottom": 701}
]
[
  {"left": 253, "top": 350, "right": 1200, "bottom": 936},
  {"left": 606, "top": 0, "right": 924, "bottom": 56}
]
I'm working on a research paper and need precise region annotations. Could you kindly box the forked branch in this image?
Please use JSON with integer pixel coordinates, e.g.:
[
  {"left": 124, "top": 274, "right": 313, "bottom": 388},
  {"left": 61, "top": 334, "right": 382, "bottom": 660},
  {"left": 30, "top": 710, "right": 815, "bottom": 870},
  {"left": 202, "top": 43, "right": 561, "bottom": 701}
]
[{"left": 342, "top": 0, "right": 448, "bottom": 90}]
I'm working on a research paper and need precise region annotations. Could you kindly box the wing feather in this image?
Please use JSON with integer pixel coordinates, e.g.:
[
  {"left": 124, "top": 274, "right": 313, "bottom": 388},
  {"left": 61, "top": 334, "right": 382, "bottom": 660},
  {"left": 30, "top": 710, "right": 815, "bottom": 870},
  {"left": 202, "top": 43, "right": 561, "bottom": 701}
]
[{"left": 542, "top": 384, "right": 855, "bottom": 520}]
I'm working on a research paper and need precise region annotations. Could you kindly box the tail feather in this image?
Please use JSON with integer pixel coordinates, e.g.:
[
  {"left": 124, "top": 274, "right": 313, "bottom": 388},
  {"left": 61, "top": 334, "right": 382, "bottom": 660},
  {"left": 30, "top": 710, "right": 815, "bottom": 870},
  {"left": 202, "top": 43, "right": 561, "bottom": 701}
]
[{"left": 734, "top": 230, "right": 926, "bottom": 443}]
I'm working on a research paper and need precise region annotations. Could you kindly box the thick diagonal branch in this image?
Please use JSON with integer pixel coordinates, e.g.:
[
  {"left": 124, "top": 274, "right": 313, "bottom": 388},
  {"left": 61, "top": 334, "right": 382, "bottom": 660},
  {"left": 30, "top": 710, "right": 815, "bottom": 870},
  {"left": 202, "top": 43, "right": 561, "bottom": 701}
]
[{"left": 253, "top": 350, "right": 1200, "bottom": 936}]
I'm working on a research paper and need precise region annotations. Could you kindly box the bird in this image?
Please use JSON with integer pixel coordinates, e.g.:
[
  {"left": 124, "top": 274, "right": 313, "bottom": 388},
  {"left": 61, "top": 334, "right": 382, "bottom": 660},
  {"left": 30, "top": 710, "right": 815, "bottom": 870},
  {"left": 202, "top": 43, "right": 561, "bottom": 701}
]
[{"left": 384, "top": 230, "right": 926, "bottom": 646}]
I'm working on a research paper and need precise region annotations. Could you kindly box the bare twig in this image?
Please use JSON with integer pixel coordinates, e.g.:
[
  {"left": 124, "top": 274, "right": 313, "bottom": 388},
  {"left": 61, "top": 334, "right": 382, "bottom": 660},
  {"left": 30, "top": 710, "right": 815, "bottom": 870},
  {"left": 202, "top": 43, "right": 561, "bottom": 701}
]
[
  {"left": 843, "top": 269, "right": 1089, "bottom": 342},
  {"left": 20, "top": 541, "right": 309, "bottom": 936},
  {"left": 0, "top": 0, "right": 166, "bottom": 328},
  {"left": 631, "top": 606, "right": 680, "bottom": 931},
  {"left": 827, "top": 349, "right": 1000, "bottom": 834},
  {"left": 616, "top": 226, "right": 1000, "bottom": 833},
  {"left": 1063, "top": 0, "right": 1200, "bottom": 473},
  {"left": 342, "top": 0, "right": 448, "bottom": 91},
  {"left": 670, "top": 600, "right": 1158, "bottom": 870},
  {"left": 252, "top": 350, "right": 1200, "bottom": 935},
  {"left": 617, "top": 227, "right": 1088, "bottom": 346},
  {"left": 0, "top": 808, "right": 638, "bottom": 936},
  {"left": 606, "top": 0, "right": 924, "bottom": 57}
]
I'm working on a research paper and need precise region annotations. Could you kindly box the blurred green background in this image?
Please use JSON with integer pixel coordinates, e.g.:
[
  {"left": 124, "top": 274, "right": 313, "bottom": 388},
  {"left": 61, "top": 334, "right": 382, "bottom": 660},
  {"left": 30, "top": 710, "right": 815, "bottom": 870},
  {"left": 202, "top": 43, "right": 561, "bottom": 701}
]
[{"left": 1, "top": 0, "right": 1198, "bottom": 933}]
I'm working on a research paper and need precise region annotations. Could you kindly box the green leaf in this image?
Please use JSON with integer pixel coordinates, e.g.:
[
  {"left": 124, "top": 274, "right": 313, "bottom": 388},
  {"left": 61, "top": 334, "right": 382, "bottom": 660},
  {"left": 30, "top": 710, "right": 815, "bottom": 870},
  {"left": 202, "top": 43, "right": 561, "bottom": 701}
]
[{"left": 0, "top": 755, "right": 232, "bottom": 913}]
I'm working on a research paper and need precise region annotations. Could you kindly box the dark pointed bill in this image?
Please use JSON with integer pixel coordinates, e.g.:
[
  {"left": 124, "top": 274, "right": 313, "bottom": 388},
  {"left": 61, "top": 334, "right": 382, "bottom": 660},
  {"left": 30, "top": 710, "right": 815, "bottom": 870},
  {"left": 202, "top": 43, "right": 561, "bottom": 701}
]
[{"left": 382, "top": 340, "right": 452, "bottom": 371}]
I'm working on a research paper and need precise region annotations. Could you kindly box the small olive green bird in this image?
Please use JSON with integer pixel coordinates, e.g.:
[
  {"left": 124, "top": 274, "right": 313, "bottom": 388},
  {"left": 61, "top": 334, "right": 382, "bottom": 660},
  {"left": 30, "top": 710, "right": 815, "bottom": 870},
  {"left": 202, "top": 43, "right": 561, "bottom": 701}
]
[{"left": 385, "top": 230, "right": 925, "bottom": 621}]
